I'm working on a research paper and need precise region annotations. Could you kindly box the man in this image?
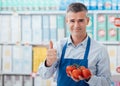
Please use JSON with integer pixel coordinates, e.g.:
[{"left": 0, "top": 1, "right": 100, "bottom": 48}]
[{"left": 38, "top": 2, "right": 111, "bottom": 86}]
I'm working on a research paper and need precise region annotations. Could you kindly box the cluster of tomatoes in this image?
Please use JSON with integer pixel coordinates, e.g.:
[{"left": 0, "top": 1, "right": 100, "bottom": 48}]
[{"left": 66, "top": 64, "right": 91, "bottom": 80}]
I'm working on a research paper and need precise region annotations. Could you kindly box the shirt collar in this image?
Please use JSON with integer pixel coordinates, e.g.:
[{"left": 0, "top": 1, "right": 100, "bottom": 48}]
[{"left": 67, "top": 35, "right": 89, "bottom": 48}]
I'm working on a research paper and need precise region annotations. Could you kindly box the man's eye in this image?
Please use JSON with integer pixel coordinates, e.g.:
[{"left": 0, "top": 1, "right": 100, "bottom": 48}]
[
  {"left": 70, "top": 20, "right": 74, "bottom": 22},
  {"left": 79, "top": 19, "right": 84, "bottom": 22}
]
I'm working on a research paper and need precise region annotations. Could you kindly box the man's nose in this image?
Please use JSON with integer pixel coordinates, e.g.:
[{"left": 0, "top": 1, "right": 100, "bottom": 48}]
[{"left": 74, "top": 22, "right": 80, "bottom": 27}]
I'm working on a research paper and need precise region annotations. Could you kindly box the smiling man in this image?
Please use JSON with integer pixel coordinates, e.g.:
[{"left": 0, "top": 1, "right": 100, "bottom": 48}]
[{"left": 38, "top": 2, "right": 111, "bottom": 86}]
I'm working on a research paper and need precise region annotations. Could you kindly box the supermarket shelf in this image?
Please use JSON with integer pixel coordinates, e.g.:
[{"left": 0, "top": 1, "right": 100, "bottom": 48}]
[
  {"left": 94, "top": 10, "right": 120, "bottom": 14},
  {"left": 98, "top": 41, "right": 120, "bottom": 45},
  {"left": 0, "top": 11, "right": 66, "bottom": 15},
  {"left": 112, "top": 74, "right": 120, "bottom": 81},
  {"left": 1, "top": 10, "right": 120, "bottom": 15},
  {"left": 0, "top": 42, "right": 49, "bottom": 46},
  {"left": 1, "top": 41, "right": 120, "bottom": 45},
  {"left": 1, "top": 73, "right": 32, "bottom": 75}
]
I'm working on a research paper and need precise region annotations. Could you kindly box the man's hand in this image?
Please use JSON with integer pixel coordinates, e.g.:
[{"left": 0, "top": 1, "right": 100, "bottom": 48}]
[
  {"left": 66, "top": 66, "right": 91, "bottom": 82},
  {"left": 46, "top": 40, "right": 57, "bottom": 67},
  {"left": 71, "top": 75, "right": 84, "bottom": 82},
  {"left": 69, "top": 72, "right": 91, "bottom": 82},
  {"left": 67, "top": 71, "right": 84, "bottom": 82}
]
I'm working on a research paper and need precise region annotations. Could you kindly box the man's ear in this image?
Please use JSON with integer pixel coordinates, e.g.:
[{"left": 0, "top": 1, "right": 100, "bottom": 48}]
[
  {"left": 65, "top": 16, "right": 68, "bottom": 24},
  {"left": 87, "top": 17, "right": 90, "bottom": 25}
]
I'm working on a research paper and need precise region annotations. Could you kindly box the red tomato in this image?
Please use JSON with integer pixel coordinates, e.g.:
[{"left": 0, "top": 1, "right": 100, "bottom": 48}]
[
  {"left": 79, "top": 66, "right": 86, "bottom": 70},
  {"left": 66, "top": 65, "right": 76, "bottom": 76},
  {"left": 82, "top": 69, "right": 91, "bottom": 79},
  {"left": 71, "top": 68, "right": 82, "bottom": 79}
]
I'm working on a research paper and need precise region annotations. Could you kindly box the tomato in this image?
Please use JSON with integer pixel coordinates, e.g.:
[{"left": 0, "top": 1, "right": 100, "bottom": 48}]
[
  {"left": 66, "top": 65, "right": 76, "bottom": 76},
  {"left": 71, "top": 68, "right": 82, "bottom": 79},
  {"left": 66, "top": 64, "right": 92, "bottom": 80},
  {"left": 82, "top": 68, "right": 91, "bottom": 79},
  {"left": 79, "top": 66, "right": 86, "bottom": 70}
]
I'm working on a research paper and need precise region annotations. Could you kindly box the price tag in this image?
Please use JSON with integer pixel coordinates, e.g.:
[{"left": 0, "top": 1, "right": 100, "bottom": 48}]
[
  {"left": 116, "top": 66, "right": 120, "bottom": 73},
  {"left": 114, "top": 18, "right": 120, "bottom": 27}
]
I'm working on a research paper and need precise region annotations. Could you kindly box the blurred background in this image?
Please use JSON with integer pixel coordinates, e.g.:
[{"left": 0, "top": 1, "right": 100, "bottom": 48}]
[{"left": 0, "top": 0, "right": 120, "bottom": 86}]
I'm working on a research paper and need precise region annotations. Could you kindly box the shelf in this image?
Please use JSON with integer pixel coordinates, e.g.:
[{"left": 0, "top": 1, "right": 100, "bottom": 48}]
[
  {"left": 98, "top": 41, "right": 120, "bottom": 45},
  {"left": 1, "top": 10, "right": 120, "bottom": 15},
  {"left": 112, "top": 74, "right": 120, "bottom": 81},
  {"left": 1, "top": 73, "right": 31, "bottom": 75},
  {"left": 93, "top": 10, "right": 120, "bottom": 14},
  {"left": 0, "top": 41, "right": 120, "bottom": 45},
  {"left": 0, "top": 11, "right": 66, "bottom": 15},
  {"left": 0, "top": 42, "right": 49, "bottom": 46}
]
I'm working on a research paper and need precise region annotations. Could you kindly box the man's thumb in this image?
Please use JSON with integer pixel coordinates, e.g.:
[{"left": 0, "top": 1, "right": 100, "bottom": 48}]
[{"left": 49, "top": 40, "right": 53, "bottom": 49}]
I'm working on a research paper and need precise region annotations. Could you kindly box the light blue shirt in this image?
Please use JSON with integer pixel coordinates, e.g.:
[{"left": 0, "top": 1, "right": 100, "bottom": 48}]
[{"left": 38, "top": 36, "right": 111, "bottom": 86}]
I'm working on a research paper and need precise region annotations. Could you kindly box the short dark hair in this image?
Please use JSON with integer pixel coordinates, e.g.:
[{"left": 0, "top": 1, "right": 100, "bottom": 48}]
[{"left": 66, "top": 3, "right": 88, "bottom": 13}]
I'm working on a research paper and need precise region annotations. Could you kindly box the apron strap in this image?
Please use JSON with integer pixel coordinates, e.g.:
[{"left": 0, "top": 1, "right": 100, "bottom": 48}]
[
  {"left": 84, "top": 36, "right": 91, "bottom": 60},
  {"left": 61, "top": 41, "right": 67, "bottom": 60}
]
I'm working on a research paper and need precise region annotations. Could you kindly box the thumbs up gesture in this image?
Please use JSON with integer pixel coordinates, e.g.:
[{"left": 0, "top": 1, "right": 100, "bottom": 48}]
[{"left": 46, "top": 41, "right": 57, "bottom": 67}]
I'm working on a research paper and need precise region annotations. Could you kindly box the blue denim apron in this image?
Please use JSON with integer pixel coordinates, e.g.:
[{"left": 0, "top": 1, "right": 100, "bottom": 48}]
[{"left": 57, "top": 37, "right": 90, "bottom": 86}]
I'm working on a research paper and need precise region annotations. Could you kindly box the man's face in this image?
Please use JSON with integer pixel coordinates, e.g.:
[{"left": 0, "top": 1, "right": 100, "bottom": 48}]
[{"left": 66, "top": 11, "right": 89, "bottom": 37}]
